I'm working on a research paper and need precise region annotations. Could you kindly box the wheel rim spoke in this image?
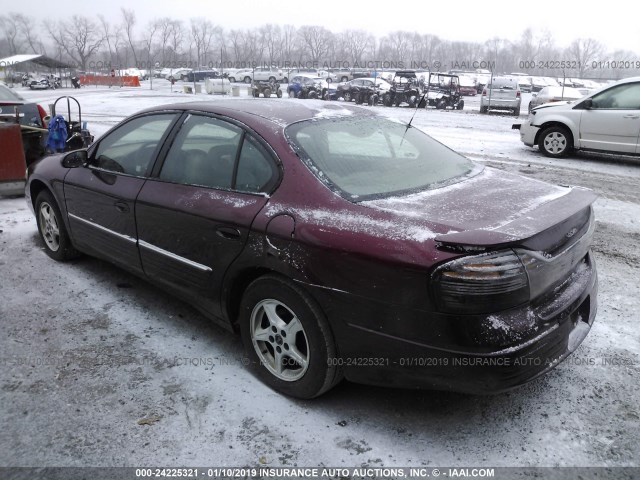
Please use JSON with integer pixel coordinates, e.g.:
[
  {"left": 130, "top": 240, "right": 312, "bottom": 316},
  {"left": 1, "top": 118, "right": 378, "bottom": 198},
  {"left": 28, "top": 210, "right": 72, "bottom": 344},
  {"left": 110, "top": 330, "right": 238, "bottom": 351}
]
[{"left": 286, "top": 345, "right": 308, "bottom": 369}]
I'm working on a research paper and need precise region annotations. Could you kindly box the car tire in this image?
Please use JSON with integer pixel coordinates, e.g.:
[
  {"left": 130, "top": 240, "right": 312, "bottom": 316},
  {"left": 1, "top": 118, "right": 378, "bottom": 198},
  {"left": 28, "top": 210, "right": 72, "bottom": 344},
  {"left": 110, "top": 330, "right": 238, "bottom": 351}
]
[
  {"left": 480, "top": 106, "right": 488, "bottom": 113},
  {"left": 457, "top": 100, "right": 464, "bottom": 110},
  {"left": 239, "top": 274, "right": 343, "bottom": 399},
  {"left": 244, "top": 76, "right": 252, "bottom": 84},
  {"left": 513, "top": 106, "right": 520, "bottom": 116},
  {"left": 436, "top": 99, "right": 447, "bottom": 109},
  {"left": 182, "top": 75, "right": 189, "bottom": 82},
  {"left": 288, "top": 89, "right": 297, "bottom": 98},
  {"left": 309, "top": 91, "right": 318, "bottom": 99},
  {"left": 228, "top": 77, "right": 236, "bottom": 83},
  {"left": 253, "top": 89, "right": 260, "bottom": 98},
  {"left": 341, "top": 76, "right": 349, "bottom": 82},
  {"left": 538, "top": 126, "right": 573, "bottom": 158},
  {"left": 268, "top": 76, "right": 276, "bottom": 82},
  {"left": 263, "top": 88, "right": 272, "bottom": 98},
  {"left": 35, "top": 190, "right": 79, "bottom": 261},
  {"left": 276, "top": 89, "right": 282, "bottom": 98},
  {"left": 343, "top": 91, "right": 352, "bottom": 102}
]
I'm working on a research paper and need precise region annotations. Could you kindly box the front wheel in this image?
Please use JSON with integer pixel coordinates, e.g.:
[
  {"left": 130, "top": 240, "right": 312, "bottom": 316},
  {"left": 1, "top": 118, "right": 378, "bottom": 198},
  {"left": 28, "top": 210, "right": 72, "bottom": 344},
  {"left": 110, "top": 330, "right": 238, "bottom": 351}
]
[
  {"left": 276, "top": 89, "right": 282, "bottom": 98},
  {"left": 35, "top": 190, "right": 79, "bottom": 261},
  {"left": 244, "top": 76, "right": 252, "bottom": 84},
  {"left": 480, "top": 105, "right": 488, "bottom": 113},
  {"left": 262, "top": 87, "right": 272, "bottom": 98},
  {"left": 288, "top": 89, "right": 296, "bottom": 98},
  {"left": 239, "top": 275, "right": 343, "bottom": 399},
  {"left": 343, "top": 91, "right": 352, "bottom": 102},
  {"left": 538, "top": 126, "right": 573, "bottom": 158},
  {"left": 457, "top": 100, "right": 464, "bottom": 110}
]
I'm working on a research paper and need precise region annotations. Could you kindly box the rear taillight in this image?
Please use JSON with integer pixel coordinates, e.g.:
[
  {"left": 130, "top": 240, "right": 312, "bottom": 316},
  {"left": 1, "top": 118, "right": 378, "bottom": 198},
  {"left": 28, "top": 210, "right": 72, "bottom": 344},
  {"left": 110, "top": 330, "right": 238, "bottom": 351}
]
[
  {"left": 482, "top": 89, "right": 487, "bottom": 96},
  {"left": 37, "top": 104, "right": 48, "bottom": 127},
  {"left": 516, "top": 90, "right": 521, "bottom": 98},
  {"left": 432, "top": 250, "right": 530, "bottom": 314}
]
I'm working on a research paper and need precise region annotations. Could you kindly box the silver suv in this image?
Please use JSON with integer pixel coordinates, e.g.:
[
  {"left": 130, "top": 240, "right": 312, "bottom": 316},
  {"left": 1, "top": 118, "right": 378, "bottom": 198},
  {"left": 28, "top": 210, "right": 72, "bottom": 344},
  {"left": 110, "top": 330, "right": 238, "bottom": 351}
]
[{"left": 480, "top": 76, "right": 522, "bottom": 116}]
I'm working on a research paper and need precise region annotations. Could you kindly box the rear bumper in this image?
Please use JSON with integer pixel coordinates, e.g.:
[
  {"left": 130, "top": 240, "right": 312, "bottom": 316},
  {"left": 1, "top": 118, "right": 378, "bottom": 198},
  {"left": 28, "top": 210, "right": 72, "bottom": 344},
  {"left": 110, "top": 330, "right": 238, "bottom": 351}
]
[{"left": 306, "top": 253, "right": 598, "bottom": 394}]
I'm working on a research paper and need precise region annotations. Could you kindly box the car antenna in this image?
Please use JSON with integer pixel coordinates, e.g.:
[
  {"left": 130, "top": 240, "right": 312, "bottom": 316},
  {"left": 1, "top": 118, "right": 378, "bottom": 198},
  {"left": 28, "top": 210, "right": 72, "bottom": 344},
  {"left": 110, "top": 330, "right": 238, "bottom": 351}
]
[{"left": 401, "top": 70, "right": 430, "bottom": 144}]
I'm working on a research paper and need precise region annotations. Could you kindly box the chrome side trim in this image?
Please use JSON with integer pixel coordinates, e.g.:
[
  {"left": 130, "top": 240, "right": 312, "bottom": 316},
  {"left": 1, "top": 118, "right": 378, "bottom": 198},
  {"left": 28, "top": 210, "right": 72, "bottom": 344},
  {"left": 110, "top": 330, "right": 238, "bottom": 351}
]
[
  {"left": 68, "top": 213, "right": 137, "bottom": 244},
  {"left": 138, "top": 239, "right": 212, "bottom": 273}
]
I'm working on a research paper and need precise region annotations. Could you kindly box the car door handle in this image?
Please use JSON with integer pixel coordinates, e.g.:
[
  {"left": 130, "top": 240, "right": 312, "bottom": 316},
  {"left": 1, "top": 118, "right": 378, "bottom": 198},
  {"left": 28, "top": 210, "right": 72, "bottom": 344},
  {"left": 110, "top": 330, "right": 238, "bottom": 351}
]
[
  {"left": 623, "top": 114, "right": 640, "bottom": 119},
  {"left": 114, "top": 201, "right": 129, "bottom": 213},
  {"left": 216, "top": 227, "right": 241, "bottom": 240}
]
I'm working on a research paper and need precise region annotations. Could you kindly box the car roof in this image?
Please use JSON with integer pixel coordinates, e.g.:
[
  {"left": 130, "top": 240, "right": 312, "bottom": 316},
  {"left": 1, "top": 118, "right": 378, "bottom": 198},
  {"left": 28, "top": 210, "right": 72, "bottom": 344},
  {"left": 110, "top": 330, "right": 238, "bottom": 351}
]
[{"left": 139, "top": 99, "right": 374, "bottom": 127}]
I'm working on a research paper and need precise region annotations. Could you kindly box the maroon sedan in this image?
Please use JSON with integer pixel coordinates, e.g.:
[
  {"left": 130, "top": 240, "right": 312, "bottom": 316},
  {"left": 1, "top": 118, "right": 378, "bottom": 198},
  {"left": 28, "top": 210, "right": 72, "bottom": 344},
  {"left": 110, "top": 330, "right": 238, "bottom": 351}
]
[{"left": 25, "top": 100, "right": 598, "bottom": 398}]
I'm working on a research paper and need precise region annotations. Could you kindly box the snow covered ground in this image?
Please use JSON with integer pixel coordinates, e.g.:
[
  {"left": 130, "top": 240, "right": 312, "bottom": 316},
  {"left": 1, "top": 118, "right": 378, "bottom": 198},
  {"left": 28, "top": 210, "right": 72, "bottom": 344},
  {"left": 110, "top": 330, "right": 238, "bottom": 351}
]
[{"left": 1, "top": 81, "right": 639, "bottom": 470}]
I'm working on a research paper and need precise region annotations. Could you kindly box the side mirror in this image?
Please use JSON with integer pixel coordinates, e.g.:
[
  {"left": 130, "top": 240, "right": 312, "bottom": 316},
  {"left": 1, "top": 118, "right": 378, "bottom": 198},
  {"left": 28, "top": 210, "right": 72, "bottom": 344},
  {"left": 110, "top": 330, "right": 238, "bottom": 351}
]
[
  {"left": 62, "top": 149, "right": 88, "bottom": 168},
  {"left": 581, "top": 98, "right": 593, "bottom": 110}
]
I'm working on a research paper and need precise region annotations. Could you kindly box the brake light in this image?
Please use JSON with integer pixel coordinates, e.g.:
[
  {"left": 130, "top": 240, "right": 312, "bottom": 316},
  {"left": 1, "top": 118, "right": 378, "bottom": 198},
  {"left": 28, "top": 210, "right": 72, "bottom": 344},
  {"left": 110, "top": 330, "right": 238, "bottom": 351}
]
[
  {"left": 37, "top": 104, "right": 48, "bottom": 127},
  {"left": 432, "top": 250, "right": 530, "bottom": 314},
  {"left": 516, "top": 90, "right": 521, "bottom": 98},
  {"left": 482, "top": 89, "right": 487, "bottom": 96}
]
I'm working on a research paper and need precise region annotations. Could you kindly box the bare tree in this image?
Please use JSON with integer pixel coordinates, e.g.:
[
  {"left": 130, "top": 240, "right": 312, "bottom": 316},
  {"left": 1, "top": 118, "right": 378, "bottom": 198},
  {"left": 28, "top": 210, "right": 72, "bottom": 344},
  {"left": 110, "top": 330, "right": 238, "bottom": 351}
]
[
  {"left": 190, "top": 18, "right": 220, "bottom": 67},
  {"left": 121, "top": 8, "right": 138, "bottom": 67},
  {"left": 298, "top": 25, "right": 332, "bottom": 63},
  {"left": 15, "top": 14, "right": 43, "bottom": 54},
  {"left": 566, "top": 38, "right": 605, "bottom": 77},
  {"left": 0, "top": 13, "right": 23, "bottom": 55},
  {"left": 260, "top": 24, "right": 281, "bottom": 66},
  {"left": 343, "top": 29, "right": 373, "bottom": 64},
  {"left": 98, "top": 15, "right": 115, "bottom": 67},
  {"left": 46, "top": 15, "right": 104, "bottom": 71}
]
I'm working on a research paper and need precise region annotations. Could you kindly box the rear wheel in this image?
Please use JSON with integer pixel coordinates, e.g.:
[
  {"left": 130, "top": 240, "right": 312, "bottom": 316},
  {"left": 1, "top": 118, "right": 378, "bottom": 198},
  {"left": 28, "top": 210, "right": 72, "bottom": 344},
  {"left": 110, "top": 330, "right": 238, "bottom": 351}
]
[
  {"left": 288, "top": 89, "right": 297, "bottom": 98},
  {"left": 436, "top": 99, "right": 447, "bottom": 109},
  {"left": 513, "top": 106, "right": 520, "bottom": 116},
  {"left": 228, "top": 77, "right": 236, "bottom": 83},
  {"left": 269, "top": 76, "right": 276, "bottom": 82},
  {"left": 263, "top": 87, "right": 272, "bottom": 98},
  {"left": 35, "top": 190, "right": 79, "bottom": 261},
  {"left": 538, "top": 126, "right": 573, "bottom": 158},
  {"left": 343, "top": 91, "right": 352, "bottom": 102},
  {"left": 244, "top": 76, "right": 252, "bottom": 84},
  {"left": 276, "top": 89, "right": 282, "bottom": 98},
  {"left": 239, "top": 275, "right": 343, "bottom": 399},
  {"left": 480, "top": 105, "right": 488, "bottom": 113}
]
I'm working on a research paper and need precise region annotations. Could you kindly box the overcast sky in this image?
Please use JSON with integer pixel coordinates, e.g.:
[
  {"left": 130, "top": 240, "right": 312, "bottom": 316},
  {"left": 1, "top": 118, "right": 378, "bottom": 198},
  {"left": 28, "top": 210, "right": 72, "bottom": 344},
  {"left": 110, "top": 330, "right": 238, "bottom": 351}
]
[{"left": 7, "top": 0, "right": 640, "bottom": 53}]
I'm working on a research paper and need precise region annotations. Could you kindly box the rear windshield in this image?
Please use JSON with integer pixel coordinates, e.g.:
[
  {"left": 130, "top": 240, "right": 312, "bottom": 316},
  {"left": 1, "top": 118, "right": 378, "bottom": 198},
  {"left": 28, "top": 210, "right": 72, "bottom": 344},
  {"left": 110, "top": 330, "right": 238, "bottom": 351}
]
[
  {"left": 488, "top": 78, "right": 518, "bottom": 90},
  {"left": 0, "top": 85, "right": 25, "bottom": 102},
  {"left": 285, "top": 116, "right": 477, "bottom": 200}
]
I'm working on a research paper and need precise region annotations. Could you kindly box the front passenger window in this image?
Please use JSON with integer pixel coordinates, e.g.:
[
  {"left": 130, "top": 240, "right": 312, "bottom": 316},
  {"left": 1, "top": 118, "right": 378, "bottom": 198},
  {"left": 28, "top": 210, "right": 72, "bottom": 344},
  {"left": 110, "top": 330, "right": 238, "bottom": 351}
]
[
  {"left": 92, "top": 114, "right": 175, "bottom": 176},
  {"left": 591, "top": 83, "right": 640, "bottom": 109}
]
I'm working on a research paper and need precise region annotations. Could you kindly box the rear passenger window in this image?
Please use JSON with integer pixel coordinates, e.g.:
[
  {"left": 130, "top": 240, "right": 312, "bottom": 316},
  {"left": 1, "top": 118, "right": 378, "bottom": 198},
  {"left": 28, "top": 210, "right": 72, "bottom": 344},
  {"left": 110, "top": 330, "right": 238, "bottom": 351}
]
[
  {"left": 235, "top": 136, "right": 278, "bottom": 193},
  {"left": 159, "top": 115, "right": 242, "bottom": 189}
]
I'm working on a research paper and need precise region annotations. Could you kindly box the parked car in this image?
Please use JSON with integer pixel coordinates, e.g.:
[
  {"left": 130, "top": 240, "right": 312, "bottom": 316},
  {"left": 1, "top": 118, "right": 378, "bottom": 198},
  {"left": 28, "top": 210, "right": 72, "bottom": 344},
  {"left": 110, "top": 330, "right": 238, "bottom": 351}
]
[
  {"left": 166, "top": 69, "right": 192, "bottom": 82},
  {"left": 0, "top": 83, "right": 48, "bottom": 166},
  {"left": 480, "top": 76, "right": 522, "bottom": 115},
  {"left": 329, "top": 68, "right": 352, "bottom": 82},
  {"left": 287, "top": 75, "right": 329, "bottom": 99},
  {"left": 516, "top": 76, "right": 640, "bottom": 157},
  {"left": 335, "top": 78, "right": 391, "bottom": 102},
  {"left": 184, "top": 69, "right": 220, "bottom": 82},
  {"left": 458, "top": 75, "right": 477, "bottom": 96},
  {"left": 252, "top": 67, "right": 285, "bottom": 83},
  {"left": 26, "top": 100, "right": 598, "bottom": 398},
  {"left": 528, "top": 86, "right": 585, "bottom": 113}
]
